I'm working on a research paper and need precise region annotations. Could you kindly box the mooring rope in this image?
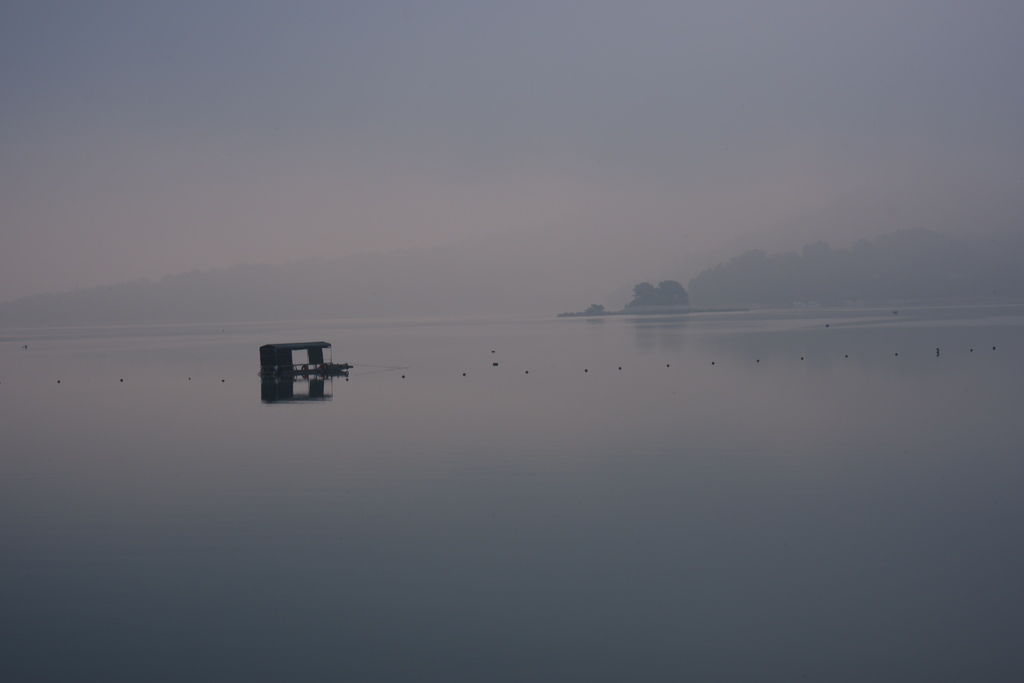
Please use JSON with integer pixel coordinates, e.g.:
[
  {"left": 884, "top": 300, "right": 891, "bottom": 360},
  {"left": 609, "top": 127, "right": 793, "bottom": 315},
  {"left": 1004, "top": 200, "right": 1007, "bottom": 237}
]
[{"left": 347, "top": 363, "right": 409, "bottom": 377}]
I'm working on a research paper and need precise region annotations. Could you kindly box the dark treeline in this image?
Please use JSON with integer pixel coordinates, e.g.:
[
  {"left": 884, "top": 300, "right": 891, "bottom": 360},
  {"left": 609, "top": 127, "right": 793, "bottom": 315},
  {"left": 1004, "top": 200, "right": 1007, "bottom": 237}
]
[{"left": 688, "top": 229, "right": 1024, "bottom": 307}]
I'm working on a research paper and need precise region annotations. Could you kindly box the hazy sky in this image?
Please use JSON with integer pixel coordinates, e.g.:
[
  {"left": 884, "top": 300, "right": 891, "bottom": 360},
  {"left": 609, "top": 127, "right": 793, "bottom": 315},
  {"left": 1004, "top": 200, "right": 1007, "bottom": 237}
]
[{"left": 3, "top": 1, "right": 1023, "bottom": 300}]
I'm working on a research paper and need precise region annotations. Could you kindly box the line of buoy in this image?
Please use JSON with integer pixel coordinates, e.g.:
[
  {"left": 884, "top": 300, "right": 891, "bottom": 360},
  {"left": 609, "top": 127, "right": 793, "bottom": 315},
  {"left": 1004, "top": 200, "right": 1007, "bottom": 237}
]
[{"left": 25, "top": 341, "right": 1011, "bottom": 392}]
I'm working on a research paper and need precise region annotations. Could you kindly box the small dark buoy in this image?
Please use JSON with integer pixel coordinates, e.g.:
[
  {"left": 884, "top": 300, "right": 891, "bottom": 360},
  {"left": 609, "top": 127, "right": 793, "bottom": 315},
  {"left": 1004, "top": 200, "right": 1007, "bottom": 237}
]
[
  {"left": 993, "top": 346, "right": 997, "bottom": 351},
  {"left": 119, "top": 378, "right": 124, "bottom": 382},
  {"left": 401, "top": 375, "right": 406, "bottom": 379},
  {"left": 221, "top": 379, "right": 225, "bottom": 382},
  {"left": 666, "top": 363, "right": 670, "bottom": 368},
  {"left": 525, "top": 370, "right": 529, "bottom": 374},
  {"left": 800, "top": 356, "right": 805, "bottom": 361},
  {"left": 892, "top": 310, "right": 899, "bottom": 315},
  {"left": 492, "top": 362, "right": 499, "bottom": 367},
  {"left": 711, "top": 361, "right": 715, "bottom": 366},
  {"left": 584, "top": 368, "right": 588, "bottom": 373},
  {"left": 188, "top": 377, "right": 191, "bottom": 381},
  {"left": 22, "top": 344, "right": 28, "bottom": 349},
  {"left": 756, "top": 359, "right": 760, "bottom": 363},
  {"left": 491, "top": 350, "right": 496, "bottom": 354},
  {"left": 462, "top": 372, "right": 467, "bottom": 376},
  {"left": 844, "top": 354, "right": 848, "bottom": 358},
  {"left": 345, "top": 377, "right": 349, "bottom": 381},
  {"left": 825, "top": 323, "right": 830, "bottom": 328},
  {"left": 936, "top": 348, "right": 940, "bottom": 357},
  {"left": 618, "top": 366, "right": 622, "bottom": 370},
  {"left": 57, "top": 379, "right": 61, "bottom": 383},
  {"left": 894, "top": 352, "right": 899, "bottom": 357},
  {"left": 970, "top": 348, "right": 974, "bottom": 353}
]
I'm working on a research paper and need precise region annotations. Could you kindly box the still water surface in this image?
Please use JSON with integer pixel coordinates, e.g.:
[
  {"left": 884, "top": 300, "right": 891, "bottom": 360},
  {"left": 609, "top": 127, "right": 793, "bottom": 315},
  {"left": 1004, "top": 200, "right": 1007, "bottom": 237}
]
[{"left": 2, "top": 306, "right": 1023, "bottom": 681}]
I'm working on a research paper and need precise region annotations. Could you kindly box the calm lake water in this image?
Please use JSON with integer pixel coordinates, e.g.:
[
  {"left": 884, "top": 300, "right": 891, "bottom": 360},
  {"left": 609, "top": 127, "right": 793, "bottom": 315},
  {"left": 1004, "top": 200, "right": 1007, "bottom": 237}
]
[{"left": 3, "top": 306, "right": 1024, "bottom": 682}]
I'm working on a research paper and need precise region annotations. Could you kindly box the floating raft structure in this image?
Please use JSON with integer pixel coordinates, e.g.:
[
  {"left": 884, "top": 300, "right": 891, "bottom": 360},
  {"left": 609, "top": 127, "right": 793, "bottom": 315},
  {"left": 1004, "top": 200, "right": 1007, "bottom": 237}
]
[{"left": 259, "top": 341, "right": 352, "bottom": 377}]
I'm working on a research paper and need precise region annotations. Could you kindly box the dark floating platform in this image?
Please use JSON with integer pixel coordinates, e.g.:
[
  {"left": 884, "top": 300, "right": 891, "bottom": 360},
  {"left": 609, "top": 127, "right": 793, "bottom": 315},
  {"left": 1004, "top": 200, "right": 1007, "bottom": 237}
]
[
  {"left": 259, "top": 341, "right": 352, "bottom": 378},
  {"left": 262, "top": 363, "right": 352, "bottom": 378}
]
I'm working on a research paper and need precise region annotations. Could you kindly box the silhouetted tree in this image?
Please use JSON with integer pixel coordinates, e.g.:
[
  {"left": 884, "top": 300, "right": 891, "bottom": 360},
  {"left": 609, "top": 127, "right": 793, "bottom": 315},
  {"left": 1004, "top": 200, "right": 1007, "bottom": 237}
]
[
  {"left": 631, "top": 282, "right": 657, "bottom": 305},
  {"left": 656, "top": 280, "right": 689, "bottom": 305},
  {"left": 627, "top": 280, "right": 689, "bottom": 307}
]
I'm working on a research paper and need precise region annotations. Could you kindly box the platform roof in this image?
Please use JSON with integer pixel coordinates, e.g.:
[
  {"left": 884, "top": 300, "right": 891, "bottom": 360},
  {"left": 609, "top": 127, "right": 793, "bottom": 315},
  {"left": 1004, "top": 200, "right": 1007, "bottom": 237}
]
[{"left": 259, "top": 341, "right": 332, "bottom": 352}]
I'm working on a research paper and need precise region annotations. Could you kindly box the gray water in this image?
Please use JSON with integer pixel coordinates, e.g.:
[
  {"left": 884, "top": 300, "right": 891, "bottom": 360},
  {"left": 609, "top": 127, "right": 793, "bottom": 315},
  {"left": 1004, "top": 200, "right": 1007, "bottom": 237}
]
[{"left": 2, "top": 306, "right": 1023, "bottom": 682}]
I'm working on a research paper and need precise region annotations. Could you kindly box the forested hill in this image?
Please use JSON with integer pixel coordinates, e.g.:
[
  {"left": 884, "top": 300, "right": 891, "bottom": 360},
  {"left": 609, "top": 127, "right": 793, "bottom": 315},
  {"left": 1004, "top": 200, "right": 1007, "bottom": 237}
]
[{"left": 687, "top": 230, "right": 1024, "bottom": 307}]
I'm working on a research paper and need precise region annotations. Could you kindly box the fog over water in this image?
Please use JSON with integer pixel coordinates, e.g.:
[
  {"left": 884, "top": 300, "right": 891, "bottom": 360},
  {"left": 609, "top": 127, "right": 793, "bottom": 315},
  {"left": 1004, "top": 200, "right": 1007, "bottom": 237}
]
[
  {"left": 3, "top": 306, "right": 1024, "bottom": 680},
  {"left": 3, "top": 1, "right": 1024, "bottom": 302},
  {"left": 4, "top": 3, "right": 1024, "bottom": 680}
]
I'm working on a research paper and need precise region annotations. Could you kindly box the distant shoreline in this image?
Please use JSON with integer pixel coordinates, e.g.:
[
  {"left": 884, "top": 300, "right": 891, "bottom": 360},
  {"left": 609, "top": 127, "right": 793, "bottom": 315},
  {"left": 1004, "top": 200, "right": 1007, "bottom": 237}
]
[{"left": 557, "top": 306, "right": 748, "bottom": 318}]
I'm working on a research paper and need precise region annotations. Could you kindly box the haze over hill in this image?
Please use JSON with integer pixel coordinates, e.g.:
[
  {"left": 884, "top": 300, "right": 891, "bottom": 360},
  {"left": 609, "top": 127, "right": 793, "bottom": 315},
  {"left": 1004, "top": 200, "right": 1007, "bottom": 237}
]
[
  {"left": 3, "top": 228, "right": 1023, "bottom": 326},
  {"left": 0, "top": 238, "right": 632, "bottom": 325},
  {"left": 3, "top": 2, "right": 1024, "bottom": 307},
  {"left": 687, "top": 229, "right": 1024, "bottom": 307}
]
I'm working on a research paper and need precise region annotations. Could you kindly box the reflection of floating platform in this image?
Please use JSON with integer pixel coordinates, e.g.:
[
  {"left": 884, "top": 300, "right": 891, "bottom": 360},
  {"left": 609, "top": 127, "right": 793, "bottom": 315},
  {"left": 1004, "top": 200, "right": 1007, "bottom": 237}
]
[
  {"left": 261, "top": 376, "right": 336, "bottom": 403},
  {"left": 258, "top": 341, "right": 352, "bottom": 377}
]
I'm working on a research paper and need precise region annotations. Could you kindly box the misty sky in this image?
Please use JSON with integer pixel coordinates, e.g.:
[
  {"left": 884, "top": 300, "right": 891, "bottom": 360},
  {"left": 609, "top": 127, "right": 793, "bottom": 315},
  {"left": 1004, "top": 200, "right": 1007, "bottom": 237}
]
[{"left": 2, "top": 1, "right": 1023, "bottom": 300}]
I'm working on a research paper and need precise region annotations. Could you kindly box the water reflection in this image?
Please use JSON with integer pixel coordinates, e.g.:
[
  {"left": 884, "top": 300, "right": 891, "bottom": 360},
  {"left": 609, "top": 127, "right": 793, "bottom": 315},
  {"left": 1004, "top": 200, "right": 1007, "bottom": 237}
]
[
  {"left": 629, "top": 315, "right": 687, "bottom": 353},
  {"left": 260, "top": 375, "right": 339, "bottom": 403},
  {"left": 6, "top": 308, "right": 1024, "bottom": 681}
]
